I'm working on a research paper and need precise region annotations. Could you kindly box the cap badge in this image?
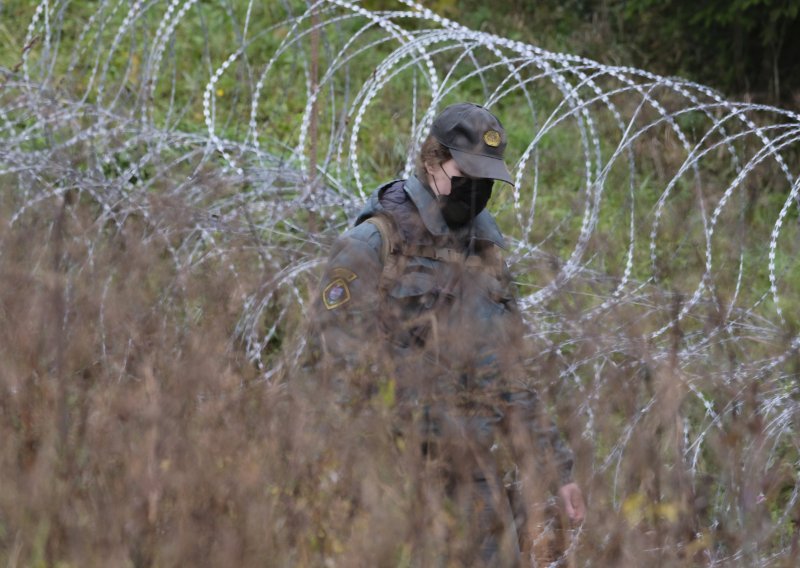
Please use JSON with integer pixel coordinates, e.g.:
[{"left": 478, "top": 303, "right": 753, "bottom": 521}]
[{"left": 483, "top": 130, "right": 501, "bottom": 147}]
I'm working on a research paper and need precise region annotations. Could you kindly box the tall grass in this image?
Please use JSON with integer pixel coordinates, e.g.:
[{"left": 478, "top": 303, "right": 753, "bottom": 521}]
[
  {"left": 3, "top": 182, "right": 797, "bottom": 566},
  {"left": 2, "top": 1, "right": 800, "bottom": 566}
]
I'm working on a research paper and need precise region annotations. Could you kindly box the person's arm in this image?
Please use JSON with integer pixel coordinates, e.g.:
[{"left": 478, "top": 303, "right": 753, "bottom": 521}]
[
  {"left": 496, "top": 261, "right": 585, "bottom": 522},
  {"left": 312, "top": 221, "right": 385, "bottom": 374},
  {"left": 503, "top": 387, "right": 585, "bottom": 523}
]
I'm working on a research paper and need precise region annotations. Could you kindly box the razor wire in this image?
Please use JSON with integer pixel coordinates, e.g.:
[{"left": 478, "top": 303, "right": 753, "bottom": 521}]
[{"left": 2, "top": 1, "right": 800, "bottom": 564}]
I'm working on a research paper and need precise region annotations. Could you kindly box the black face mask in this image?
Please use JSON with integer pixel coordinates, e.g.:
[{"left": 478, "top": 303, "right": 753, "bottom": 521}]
[{"left": 438, "top": 177, "right": 494, "bottom": 228}]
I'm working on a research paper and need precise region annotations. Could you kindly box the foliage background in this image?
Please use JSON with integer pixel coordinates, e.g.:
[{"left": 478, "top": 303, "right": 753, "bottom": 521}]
[{"left": 429, "top": 0, "right": 800, "bottom": 109}]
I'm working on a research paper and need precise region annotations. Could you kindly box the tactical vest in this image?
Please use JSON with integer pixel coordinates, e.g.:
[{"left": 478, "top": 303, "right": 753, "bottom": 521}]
[
  {"left": 355, "top": 178, "right": 523, "bottom": 393},
  {"left": 363, "top": 213, "right": 504, "bottom": 298}
]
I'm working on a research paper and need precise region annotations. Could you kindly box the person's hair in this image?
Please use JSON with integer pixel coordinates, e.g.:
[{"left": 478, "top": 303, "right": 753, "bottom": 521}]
[{"left": 415, "top": 135, "right": 452, "bottom": 179}]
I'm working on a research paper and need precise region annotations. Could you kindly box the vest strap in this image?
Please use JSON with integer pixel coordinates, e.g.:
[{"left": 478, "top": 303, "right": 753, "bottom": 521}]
[
  {"left": 364, "top": 215, "right": 395, "bottom": 263},
  {"left": 363, "top": 214, "right": 406, "bottom": 293}
]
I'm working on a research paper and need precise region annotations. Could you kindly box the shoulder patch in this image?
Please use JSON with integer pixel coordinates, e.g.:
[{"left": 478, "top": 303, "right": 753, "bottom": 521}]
[
  {"left": 322, "top": 268, "right": 358, "bottom": 310},
  {"left": 330, "top": 267, "right": 358, "bottom": 282}
]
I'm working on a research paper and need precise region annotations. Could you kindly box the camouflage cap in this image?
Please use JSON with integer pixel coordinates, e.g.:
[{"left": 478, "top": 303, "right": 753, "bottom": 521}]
[{"left": 431, "top": 102, "right": 514, "bottom": 186}]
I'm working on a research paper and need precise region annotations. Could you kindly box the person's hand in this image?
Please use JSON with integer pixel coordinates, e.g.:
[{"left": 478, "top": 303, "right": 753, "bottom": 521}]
[{"left": 557, "top": 482, "right": 586, "bottom": 523}]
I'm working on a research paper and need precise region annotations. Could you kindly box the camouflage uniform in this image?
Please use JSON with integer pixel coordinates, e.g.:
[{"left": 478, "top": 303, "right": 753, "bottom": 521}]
[{"left": 313, "top": 174, "right": 574, "bottom": 564}]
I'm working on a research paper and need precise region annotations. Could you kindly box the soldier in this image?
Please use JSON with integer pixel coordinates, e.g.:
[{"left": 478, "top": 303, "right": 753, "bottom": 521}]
[{"left": 313, "top": 103, "right": 585, "bottom": 564}]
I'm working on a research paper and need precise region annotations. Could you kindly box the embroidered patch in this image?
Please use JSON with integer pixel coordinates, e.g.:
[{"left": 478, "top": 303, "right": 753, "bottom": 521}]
[
  {"left": 323, "top": 278, "right": 350, "bottom": 310},
  {"left": 322, "top": 268, "right": 358, "bottom": 310},
  {"left": 483, "top": 129, "right": 501, "bottom": 147},
  {"left": 329, "top": 267, "right": 358, "bottom": 282}
]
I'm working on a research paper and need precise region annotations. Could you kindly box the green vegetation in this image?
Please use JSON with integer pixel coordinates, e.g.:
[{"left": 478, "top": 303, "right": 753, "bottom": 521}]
[{"left": 451, "top": 0, "right": 800, "bottom": 109}]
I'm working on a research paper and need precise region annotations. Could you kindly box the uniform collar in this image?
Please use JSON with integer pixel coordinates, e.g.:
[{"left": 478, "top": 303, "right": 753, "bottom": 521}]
[{"left": 404, "top": 175, "right": 507, "bottom": 249}]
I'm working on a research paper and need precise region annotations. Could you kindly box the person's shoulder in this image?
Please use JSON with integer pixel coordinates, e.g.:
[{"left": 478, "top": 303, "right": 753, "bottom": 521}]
[
  {"left": 355, "top": 179, "right": 406, "bottom": 224},
  {"left": 378, "top": 179, "right": 409, "bottom": 206},
  {"left": 473, "top": 210, "right": 507, "bottom": 249},
  {"left": 346, "top": 220, "right": 382, "bottom": 243},
  {"left": 333, "top": 219, "right": 383, "bottom": 258}
]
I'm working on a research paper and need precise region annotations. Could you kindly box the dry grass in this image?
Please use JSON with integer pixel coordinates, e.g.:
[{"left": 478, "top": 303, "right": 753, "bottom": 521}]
[
  {"left": 1, "top": 2, "right": 799, "bottom": 564},
  {"left": 0, "top": 185, "right": 798, "bottom": 567}
]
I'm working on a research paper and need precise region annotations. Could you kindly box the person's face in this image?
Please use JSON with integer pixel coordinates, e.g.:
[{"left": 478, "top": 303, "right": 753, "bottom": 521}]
[{"left": 426, "top": 158, "right": 461, "bottom": 196}]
